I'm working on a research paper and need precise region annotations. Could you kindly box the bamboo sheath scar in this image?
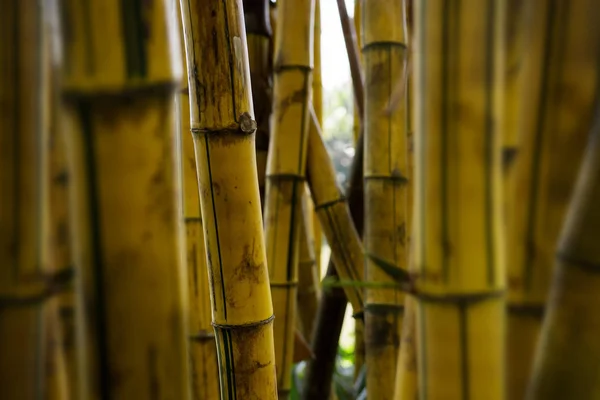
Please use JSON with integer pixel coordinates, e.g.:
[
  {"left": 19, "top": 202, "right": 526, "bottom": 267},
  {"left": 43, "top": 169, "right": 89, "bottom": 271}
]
[
  {"left": 263, "top": 0, "right": 314, "bottom": 396},
  {"left": 413, "top": 1, "right": 506, "bottom": 399},
  {"left": 0, "top": 1, "right": 51, "bottom": 398},
  {"left": 175, "top": 4, "right": 220, "bottom": 399},
  {"left": 362, "top": 2, "right": 409, "bottom": 399},
  {"left": 505, "top": 0, "right": 600, "bottom": 398},
  {"left": 180, "top": 0, "right": 278, "bottom": 398},
  {"left": 57, "top": 1, "right": 190, "bottom": 398}
]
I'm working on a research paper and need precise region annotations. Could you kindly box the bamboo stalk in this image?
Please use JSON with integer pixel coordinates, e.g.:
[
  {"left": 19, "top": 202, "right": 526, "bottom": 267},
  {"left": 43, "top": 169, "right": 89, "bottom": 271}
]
[
  {"left": 41, "top": 5, "right": 75, "bottom": 396},
  {"left": 306, "top": 109, "right": 364, "bottom": 315},
  {"left": 506, "top": 1, "right": 600, "bottom": 398},
  {"left": 362, "top": 2, "right": 409, "bottom": 398},
  {"left": 413, "top": 1, "right": 506, "bottom": 398},
  {"left": 180, "top": 0, "right": 278, "bottom": 398},
  {"left": 57, "top": 1, "right": 190, "bottom": 397},
  {"left": 297, "top": 188, "right": 319, "bottom": 340},
  {"left": 526, "top": 102, "right": 600, "bottom": 400},
  {"left": 336, "top": 0, "right": 364, "bottom": 116},
  {"left": 244, "top": 0, "right": 273, "bottom": 207},
  {"left": 301, "top": 123, "right": 365, "bottom": 400},
  {"left": 174, "top": 4, "right": 220, "bottom": 398},
  {"left": 393, "top": 2, "right": 418, "bottom": 398},
  {"left": 297, "top": 187, "right": 318, "bottom": 337},
  {"left": 263, "top": 0, "right": 315, "bottom": 396},
  {"left": 312, "top": 0, "right": 323, "bottom": 280},
  {"left": 352, "top": 2, "right": 365, "bottom": 378},
  {"left": 0, "top": 1, "right": 49, "bottom": 397}
]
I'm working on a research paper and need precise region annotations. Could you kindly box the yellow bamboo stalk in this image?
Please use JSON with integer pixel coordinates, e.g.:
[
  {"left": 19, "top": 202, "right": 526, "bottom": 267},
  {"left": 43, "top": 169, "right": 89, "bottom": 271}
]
[
  {"left": 306, "top": 109, "right": 364, "bottom": 315},
  {"left": 506, "top": 1, "right": 600, "bottom": 398},
  {"left": 362, "top": 2, "right": 409, "bottom": 398},
  {"left": 352, "top": 1, "right": 365, "bottom": 378},
  {"left": 297, "top": 187, "right": 319, "bottom": 340},
  {"left": 57, "top": 1, "right": 190, "bottom": 398},
  {"left": 174, "top": 4, "right": 220, "bottom": 398},
  {"left": 245, "top": 0, "right": 273, "bottom": 206},
  {"left": 0, "top": 1, "right": 48, "bottom": 397},
  {"left": 180, "top": 0, "right": 278, "bottom": 398},
  {"left": 394, "top": 2, "right": 418, "bottom": 398},
  {"left": 413, "top": 1, "right": 506, "bottom": 399},
  {"left": 41, "top": 5, "right": 74, "bottom": 396},
  {"left": 526, "top": 98, "right": 600, "bottom": 399},
  {"left": 312, "top": 0, "right": 323, "bottom": 278},
  {"left": 263, "top": 0, "right": 314, "bottom": 396}
]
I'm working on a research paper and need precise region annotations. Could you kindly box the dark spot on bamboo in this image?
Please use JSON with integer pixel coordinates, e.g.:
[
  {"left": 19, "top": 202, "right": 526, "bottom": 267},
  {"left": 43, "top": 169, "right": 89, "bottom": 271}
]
[
  {"left": 365, "top": 313, "right": 400, "bottom": 351},
  {"left": 233, "top": 243, "right": 263, "bottom": 285},
  {"left": 230, "top": 323, "right": 276, "bottom": 399}
]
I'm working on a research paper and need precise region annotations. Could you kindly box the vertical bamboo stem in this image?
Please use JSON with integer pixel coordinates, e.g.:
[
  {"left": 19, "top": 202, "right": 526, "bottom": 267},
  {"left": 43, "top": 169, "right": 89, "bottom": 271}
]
[
  {"left": 393, "top": 2, "right": 419, "bottom": 399},
  {"left": 180, "top": 0, "right": 278, "bottom": 398},
  {"left": 0, "top": 1, "right": 48, "bottom": 397},
  {"left": 244, "top": 0, "right": 273, "bottom": 207},
  {"left": 362, "top": 2, "right": 409, "bottom": 398},
  {"left": 413, "top": 1, "right": 506, "bottom": 398},
  {"left": 175, "top": 4, "right": 220, "bottom": 398},
  {"left": 263, "top": 0, "right": 315, "bottom": 396},
  {"left": 57, "top": 1, "right": 190, "bottom": 397},
  {"left": 41, "top": 4, "right": 74, "bottom": 397},
  {"left": 312, "top": 0, "right": 323, "bottom": 277},
  {"left": 507, "top": 0, "right": 600, "bottom": 398},
  {"left": 526, "top": 103, "right": 600, "bottom": 400}
]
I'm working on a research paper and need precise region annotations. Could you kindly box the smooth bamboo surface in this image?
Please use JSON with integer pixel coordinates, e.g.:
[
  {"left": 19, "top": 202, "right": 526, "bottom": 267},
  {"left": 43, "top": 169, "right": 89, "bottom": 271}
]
[
  {"left": 180, "top": 0, "right": 278, "bottom": 398},
  {"left": 413, "top": 1, "right": 506, "bottom": 398},
  {"left": 0, "top": 1, "right": 48, "bottom": 397},
  {"left": 263, "top": 0, "right": 314, "bottom": 396},
  {"left": 362, "top": 2, "right": 409, "bottom": 398},
  {"left": 507, "top": 1, "right": 600, "bottom": 398},
  {"left": 58, "top": 1, "right": 190, "bottom": 398}
]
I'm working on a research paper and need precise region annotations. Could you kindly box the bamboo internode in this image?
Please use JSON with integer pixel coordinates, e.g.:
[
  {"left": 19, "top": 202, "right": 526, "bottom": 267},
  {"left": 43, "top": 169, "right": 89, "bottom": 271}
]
[
  {"left": 362, "top": 1, "right": 409, "bottom": 398},
  {"left": 0, "top": 1, "right": 49, "bottom": 397},
  {"left": 180, "top": 0, "right": 278, "bottom": 398},
  {"left": 57, "top": 1, "right": 190, "bottom": 398},
  {"left": 263, "top": 0, "right": 315, "bottom": 396},
  {"left": 175, "top": 4, "right": 220, "bottom": 398},
  {"left": 507, "top": 0, "right": 600, "bottom": 398},
  {"left": 413, "top": 1, "right": 506, "bottom": 398}
]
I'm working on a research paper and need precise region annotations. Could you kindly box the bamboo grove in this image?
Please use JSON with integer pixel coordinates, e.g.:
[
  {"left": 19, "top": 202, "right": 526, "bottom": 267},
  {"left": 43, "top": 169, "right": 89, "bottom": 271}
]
[{"left": 3, "top": 0, "right": 600, "bottom": 399}]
